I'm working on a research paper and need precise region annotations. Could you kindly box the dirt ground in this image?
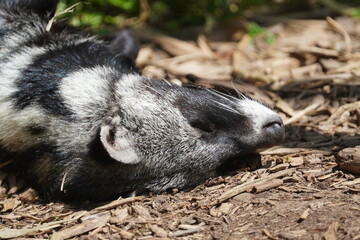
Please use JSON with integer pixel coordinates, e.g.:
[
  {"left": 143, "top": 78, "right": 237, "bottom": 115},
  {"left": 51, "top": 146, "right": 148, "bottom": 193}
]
[{"left": 1, "top": 15, "right": 360, "bottom": 240}]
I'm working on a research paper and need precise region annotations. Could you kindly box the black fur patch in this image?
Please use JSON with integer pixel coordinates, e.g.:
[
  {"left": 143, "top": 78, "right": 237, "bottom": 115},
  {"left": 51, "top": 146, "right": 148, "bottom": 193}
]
[
  {"left": 27, "top": 124, "right": 46, "bottom": 135},
  {"left": 11, "top": 40, "right": 136, "bottom": 118}
]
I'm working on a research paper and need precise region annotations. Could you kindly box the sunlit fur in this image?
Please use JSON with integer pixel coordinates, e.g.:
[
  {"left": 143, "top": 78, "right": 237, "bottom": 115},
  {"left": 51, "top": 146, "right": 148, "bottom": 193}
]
[{"left": 0, "top": 0, "right": 285, "bottom": 201}]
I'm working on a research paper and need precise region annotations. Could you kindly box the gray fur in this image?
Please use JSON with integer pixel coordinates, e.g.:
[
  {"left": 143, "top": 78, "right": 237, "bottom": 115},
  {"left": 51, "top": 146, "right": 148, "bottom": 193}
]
[{"left": 0, "top": 0, "right": 285, "bottom": 201}]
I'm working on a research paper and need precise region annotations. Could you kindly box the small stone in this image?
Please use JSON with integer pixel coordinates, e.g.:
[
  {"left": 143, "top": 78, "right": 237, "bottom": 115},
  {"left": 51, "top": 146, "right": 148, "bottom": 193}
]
[{"left": 336, "top": 146, "right": 360, "bottom": 175}]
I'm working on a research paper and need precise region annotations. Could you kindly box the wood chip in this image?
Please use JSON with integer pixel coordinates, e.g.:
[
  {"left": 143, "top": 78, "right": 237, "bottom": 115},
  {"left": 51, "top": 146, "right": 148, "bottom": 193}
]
[
  {"left": 278, "top": 229, "right": 307, "bottom": 239},
  {"left": 132, "top": 205, "right": 152, "bottom": 219},
  {"left": 149, "top": 224, "right": 167, "bottom": 237},
  {"left": 218, "top": 203, "right": 234, "bottom": 215},
  {"left": 107, "top": 224, "right": 135, "bottom": 239},
  {"left": 1, "top": 198, "right": 21, "bottom": 212},
  {"left": 109, "top": 207, "right": 128, "bottom": 224},
  {"left": 297, "top": 208, "right": 311, "bottom": 223},
  {"left": 50, "top": 212, "right": 110, "bottom": 240},
  {"left": 322, "top": 221, "right": 339, "bottom": 240},
  {"left": 289, "top": 157, "right": 305, "bottom": 167},
  {"left": 269, "top": 163, "right": 290, "bottom": 173},
  {"left": 19, "top": 188, "right": 38, "bottom": 203}
]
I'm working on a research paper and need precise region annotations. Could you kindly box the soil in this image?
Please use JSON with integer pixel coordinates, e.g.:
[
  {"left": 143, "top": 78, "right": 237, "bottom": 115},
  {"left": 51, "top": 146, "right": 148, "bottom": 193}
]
[{"left": 1, "top": 14, "right": 360, "bottom": 240}]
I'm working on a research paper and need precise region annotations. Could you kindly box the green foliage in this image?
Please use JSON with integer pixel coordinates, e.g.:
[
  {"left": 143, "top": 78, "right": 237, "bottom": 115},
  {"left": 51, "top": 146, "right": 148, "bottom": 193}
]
[
  {"left": 247, "top": 22, "right": 275, "bottom": 45},
  {"left": 57, "top": 0, "right": 360, "bottom": 34},
  {"left": 350, "top": 8, "right": 360, "bottom": 17}
]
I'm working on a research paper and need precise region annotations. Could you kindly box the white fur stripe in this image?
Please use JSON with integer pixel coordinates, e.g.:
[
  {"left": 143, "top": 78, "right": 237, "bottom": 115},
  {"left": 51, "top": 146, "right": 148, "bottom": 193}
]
[{"left": 237, "top": 98, "right": 278, "bottom": 134}]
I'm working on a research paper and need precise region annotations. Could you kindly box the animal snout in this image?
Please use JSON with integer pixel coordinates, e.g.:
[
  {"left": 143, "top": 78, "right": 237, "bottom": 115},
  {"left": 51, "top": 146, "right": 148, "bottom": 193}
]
[{"left": 259, "top": 114, "right": 285, "bottom": 147}]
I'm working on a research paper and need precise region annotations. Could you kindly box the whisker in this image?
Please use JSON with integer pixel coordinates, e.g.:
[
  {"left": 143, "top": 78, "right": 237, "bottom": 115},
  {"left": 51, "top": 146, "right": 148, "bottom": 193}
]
[
  {"left": 161, "top": 77, "right": 173, "bottom": 86},
  {"left": 208, "top": 98, "right": 240, "bottom": 115},
  {"left": 206, "top": 88, "right": 239, "bottom": 103},
  {"left": 230, "top": 81, "right": 246, "bottom": 99}
]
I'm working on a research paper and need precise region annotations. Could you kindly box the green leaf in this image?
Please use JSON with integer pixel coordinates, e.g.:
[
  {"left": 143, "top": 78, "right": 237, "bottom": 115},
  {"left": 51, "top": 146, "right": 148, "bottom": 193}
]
[
  {"left": 247, "top": 22, "right": 266, "bottom": 38},
  {"left": 108, "top": 0, "right": 136, "bottom": 11}
]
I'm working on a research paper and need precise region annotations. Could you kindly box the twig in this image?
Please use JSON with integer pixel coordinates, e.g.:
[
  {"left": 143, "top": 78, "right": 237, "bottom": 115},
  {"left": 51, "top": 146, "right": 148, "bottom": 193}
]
[
  {"left": 284, "top": 95, "right": 325, "bottom": 125},
  {"left": 94, "top": 196, "right": 144, "bottom": 211},
  {"left": 284, "top": 46, "right": 338, "bottom": 57},
  {"left": 46, "top": 2, "right": 83, "bottom": 32},
  {"left": 217, "top": 168, "right": 295, "bottom": 203},
  {"left": 282, "top": 72, "right": 359, "bottom": 90},
  {"left": 326, "top": 17, "right": 352, "bottom": 55},
  {"left": 265, "top": 90, "right": 296, "bottom": 117},
  {"left": 252, "top": 179, "right": 284, "bottom": 193},
  {"left": 168, "top": 228, "right": 203, "bottom": 237}
]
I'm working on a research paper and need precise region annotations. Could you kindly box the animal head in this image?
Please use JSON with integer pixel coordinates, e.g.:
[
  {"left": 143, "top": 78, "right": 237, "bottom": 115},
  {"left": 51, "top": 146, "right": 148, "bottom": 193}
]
[
  {"left": 94, "top": 73, "right": 284, "bottom": 194},
  {"left": 0, "top": 0, "right": 285, "bottom": 201}
]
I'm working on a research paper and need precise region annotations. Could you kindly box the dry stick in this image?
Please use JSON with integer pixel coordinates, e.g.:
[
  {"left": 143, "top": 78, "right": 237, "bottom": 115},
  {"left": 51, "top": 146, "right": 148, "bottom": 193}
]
[
  {"left": 261, "top": 147, "right": 332, "bottom": 156},
  {"left": 46, "top": 2, "right": 83, "bottom": 32},
  {"left": 94, "top": 196, "right": 144, "bottom": 211},
  {"left": 151, "top": 35, "right": 202, "bottom": 56},
  {"left": 265, "top": 90, "right": 296, "bottom": 117},
  {"left": 168, "top": 228, "right": 203, "bottom": 238},
  {"left": 252, "top": 179, "right": 284, "bottom": 193},
  {"left": 217, "top": 168, "right": 295, "bottom": 203},
  {"left": 284, "top": 95, "right": 325, "bottom": 125},
  {"left": 283, "top": 72, "right": 357, "bottom": 90},
  {"left": 284, "top": 46, "right": 338, "bottom": 57},
  {"left": 326, "top": 17, "right": 352, "bottom": 55}
]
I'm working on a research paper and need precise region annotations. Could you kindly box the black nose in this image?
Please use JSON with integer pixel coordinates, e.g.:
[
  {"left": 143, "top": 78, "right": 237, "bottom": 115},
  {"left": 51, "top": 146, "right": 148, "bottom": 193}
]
[{"left": 261, "top": 115, "right": 285, "bottom": 147}]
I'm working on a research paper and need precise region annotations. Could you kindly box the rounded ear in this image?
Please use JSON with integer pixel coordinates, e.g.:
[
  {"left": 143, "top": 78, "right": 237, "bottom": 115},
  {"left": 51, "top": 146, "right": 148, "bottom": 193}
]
[{"left": 100, "top": 122, "right": 141, "bottom": 165}]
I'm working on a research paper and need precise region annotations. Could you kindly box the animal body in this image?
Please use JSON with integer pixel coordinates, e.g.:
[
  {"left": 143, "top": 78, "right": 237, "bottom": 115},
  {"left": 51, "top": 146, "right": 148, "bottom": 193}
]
[{"left": 0, "top": 0, "right": 285, "bottom": 201}]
